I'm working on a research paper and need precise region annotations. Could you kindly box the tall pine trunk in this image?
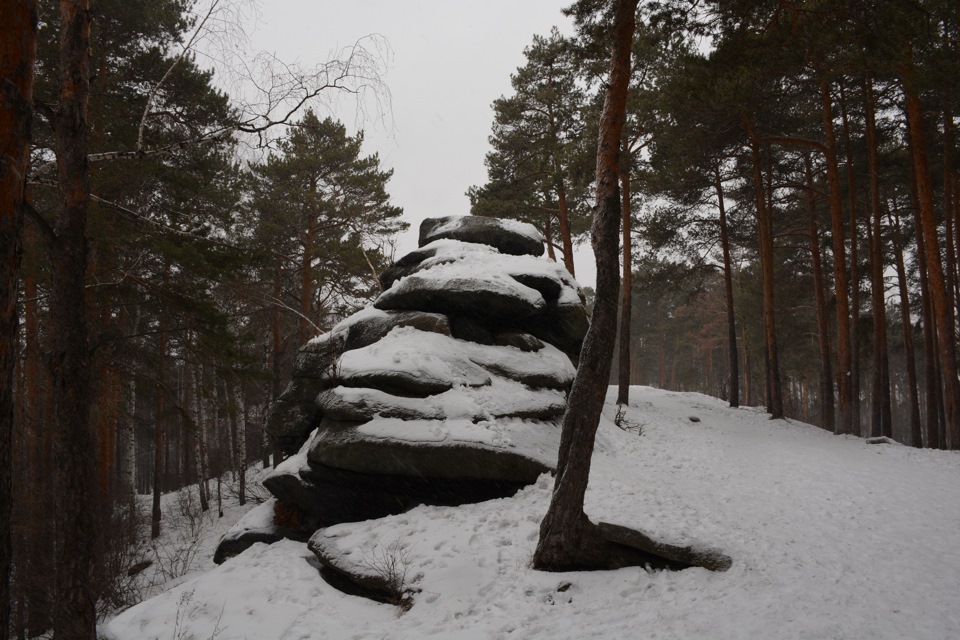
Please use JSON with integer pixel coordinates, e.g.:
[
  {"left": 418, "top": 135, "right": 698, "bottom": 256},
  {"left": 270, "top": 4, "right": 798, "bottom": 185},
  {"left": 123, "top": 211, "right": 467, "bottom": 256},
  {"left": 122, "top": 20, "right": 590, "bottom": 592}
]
[
  {"left": 193, "top": 364, "right": 209, "bottom": 512},
  {"left": 745, "top": 124, "right": 783, "bottom": 418},
  {"left": 151, "top": 301, "right": 167, "bottom": 539},
  {"left": 839, "top": 81, "right": 861, "bottom": 436},
  {"left": 117, "top": 310, "right": 137, "bottom": 496},
  {"left": 820, "top": 79, "right": 854, "bottom": 435},
  {"left": 912, "top": 182, "right": 942, "bottom": 449},
  {"left": 890, "top": 202, "right": 922, "bottom": 447},
  {"left": 0, "top": 2, "right": 37, "bottom": 635},
  {"left": 903, "top": 61, "right": 960, "bottom": 449},
  {"left": 271, "top": 261, "right": 284, "bottom": 467},
  {"left": 944, "top": 102, "right": 959, "bottom": 329},
  {"left": 716, "top": 168, "right": 739, "bottom": 408},
  {"left": 51, "top": 0, "right": 98, "bottom": 634},
  {"left": 804, "top": 155, "right": 835, "bottom": 430},
  {"left": 300, "top": 180, "right": 318, "bottom": 345},
  {"left": 533, "top": 0, "right": 637, "bottom": 571},
  {"left": 865, "top": 77, "right": 892, "bottom": 438},
  {"left": 556, "top": 179, "right": 576, "bottom": 277},
  {"left": 616, "top": 166, "right": 632, "bottom": 405},
  {"left": 226, "top": 379, "right": 244, "bottom": 505}
]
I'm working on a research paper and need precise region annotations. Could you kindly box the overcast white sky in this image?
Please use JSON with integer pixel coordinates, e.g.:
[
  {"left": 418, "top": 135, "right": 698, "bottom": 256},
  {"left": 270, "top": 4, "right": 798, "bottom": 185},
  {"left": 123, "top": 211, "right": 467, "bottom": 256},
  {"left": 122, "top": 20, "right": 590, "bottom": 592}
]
[{"left": 245, "top": 0, "right": 597, "bottom": 286}]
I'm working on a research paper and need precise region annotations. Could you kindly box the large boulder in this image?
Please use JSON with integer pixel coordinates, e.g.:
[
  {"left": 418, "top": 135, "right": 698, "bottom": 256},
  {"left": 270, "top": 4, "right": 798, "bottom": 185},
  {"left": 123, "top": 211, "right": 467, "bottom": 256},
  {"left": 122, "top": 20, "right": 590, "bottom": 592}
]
[
  {"left": 307, "top": 416, "right": 557, "bottom": 482},
  {"left": 419, "top": 215, "right": 545, "bottom": 257},
  {"left": 219, "top": 215, "right": 589, "bottom": 564},
  {"left": 265, "top": 309, "right": 454, "bottom": 455}
]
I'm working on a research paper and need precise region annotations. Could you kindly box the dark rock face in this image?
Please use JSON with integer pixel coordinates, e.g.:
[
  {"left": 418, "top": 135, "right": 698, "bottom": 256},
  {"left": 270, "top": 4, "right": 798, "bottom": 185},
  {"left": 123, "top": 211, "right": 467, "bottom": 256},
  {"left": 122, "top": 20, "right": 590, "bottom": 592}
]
[
  {"left": 307, "top": 418, "right": 556, "bottom": 482},
  {"left": 419, "top": 215, "right": 545, "bottom": 258},
  {"left": 494, "top": 331, "right": 544, "bottom": 352},
  {"left": 374, "top": 273, "right": 547, "bottom": 321},
  {"left": 341, "top": 309, "right": 451, "bottom": 352},
  {"left": 217, "top": 215, "right": 588, "bottom": 564}
]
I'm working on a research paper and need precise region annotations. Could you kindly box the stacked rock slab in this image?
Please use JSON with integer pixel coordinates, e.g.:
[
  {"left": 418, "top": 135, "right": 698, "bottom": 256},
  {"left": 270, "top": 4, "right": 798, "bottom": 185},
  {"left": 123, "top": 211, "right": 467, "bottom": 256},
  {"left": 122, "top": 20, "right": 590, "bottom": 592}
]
[{"left": 215, "top": 215, "right": 589, "bottom": 563}]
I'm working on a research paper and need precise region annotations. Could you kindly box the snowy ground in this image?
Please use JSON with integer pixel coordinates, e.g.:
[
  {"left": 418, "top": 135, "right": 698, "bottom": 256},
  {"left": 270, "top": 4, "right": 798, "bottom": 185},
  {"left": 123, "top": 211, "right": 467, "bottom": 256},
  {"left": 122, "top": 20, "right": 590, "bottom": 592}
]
[
  {"left": 120, "top": 466, "right": 274, "bottom": 609},
  {"left": 103, "top": 386, "right": 960, "bottom": 640}
]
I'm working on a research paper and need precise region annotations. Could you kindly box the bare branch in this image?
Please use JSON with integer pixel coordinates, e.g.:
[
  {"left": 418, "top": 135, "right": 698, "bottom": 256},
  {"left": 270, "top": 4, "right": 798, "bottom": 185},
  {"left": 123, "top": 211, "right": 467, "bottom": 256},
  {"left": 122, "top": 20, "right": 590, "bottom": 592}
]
[{"left": 138, "top": 0, "right": 224, "bottom": 151}]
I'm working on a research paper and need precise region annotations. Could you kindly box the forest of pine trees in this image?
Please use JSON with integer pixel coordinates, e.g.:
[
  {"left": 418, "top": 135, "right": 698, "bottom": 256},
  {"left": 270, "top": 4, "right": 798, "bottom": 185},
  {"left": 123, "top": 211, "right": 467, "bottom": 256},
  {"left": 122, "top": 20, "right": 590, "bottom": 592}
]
[
  {"left": 3, "top": 0, "right": 960, "bottom": 636},
  {"left": 1, "top": 0, "right": 402, "bottom": 635},
  {"left": 471, "top": 0, "right": 960, "bottom": 450}
]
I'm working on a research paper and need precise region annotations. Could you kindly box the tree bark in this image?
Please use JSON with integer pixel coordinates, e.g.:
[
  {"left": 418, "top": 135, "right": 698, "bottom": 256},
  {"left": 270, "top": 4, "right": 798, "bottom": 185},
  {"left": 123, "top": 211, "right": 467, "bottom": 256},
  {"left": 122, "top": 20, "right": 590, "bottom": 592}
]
[
  {"left": 533, "top": 0, "right": 637, "bottom": 571},
  {"left": 944, "top": 102, "right": 959, "bottom": 330},
  {"left": 743, "top": 319, "right": 752, "bottom": 406},
  {"left": 745, "top": 122, "right": 783, "bottom": 418},
  {"left": 911, "top": 171, "right": 942, "bottom": 449},
  {"left": 225, "top": 379, "right": 244, "bottom": 505},
  {"left": 839, "top": 81, "right": 861, "bottom": 436},
  {"left": 616, "top": 166, "right": 632, "bottom": 405},
  {"left": 117, "top": 311, "right": 137, "bottom": 497},
  {"left": 903, "top": 62, "right": 960, "bottom": 450},
  {"left": 151, "top": 292, "right": 167, "bottom": 539},
  {"left": 300, "top": 180, "right": 318, "bottom": 344},
  {"left": 864, "top": 77, "right": 892, "bottom": 438},
  {"left": 889, "top": 202, "right": 922, "bottom": 447},
  {"left": 239, "top": 387, "right": 249, "bottom": 506},
  {"left": 51, "top": 0, "right": 98, "bottom": 635},
  {"left": 193, "top": 364, "right": 209, "bottom": 512},
  {"left": 0, "top": 2, "right": 37, "bottom": 636},
  {"left": 271, "top": 260, "right": 284, "bottom": 467},
  {"left": 715, "top": 168, "right": 739, "bottom": 408},
  {"left": 543, "top": 212, "right": 557, "bottom": 262},
  {"left": 804, "top": 155, "right": 835, "bottom": 431},
  {"left": 556, "top": 179, "right": 576, "bottom": 277},
  {"left": 820, "top": 79, "right": 854, "bottom": 436}
]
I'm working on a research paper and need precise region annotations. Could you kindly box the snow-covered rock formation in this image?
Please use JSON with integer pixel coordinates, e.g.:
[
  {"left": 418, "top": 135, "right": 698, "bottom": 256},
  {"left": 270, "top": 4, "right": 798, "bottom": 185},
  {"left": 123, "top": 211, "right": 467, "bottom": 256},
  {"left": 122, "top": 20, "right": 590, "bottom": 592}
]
[{"left": 215, "top": 215, "right": 588, "bottom": 563}]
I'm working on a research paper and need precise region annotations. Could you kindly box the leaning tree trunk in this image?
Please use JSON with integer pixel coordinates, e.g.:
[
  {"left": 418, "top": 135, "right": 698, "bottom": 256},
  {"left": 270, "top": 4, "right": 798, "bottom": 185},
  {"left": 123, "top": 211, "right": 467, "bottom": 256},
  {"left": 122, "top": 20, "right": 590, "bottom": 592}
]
[
  {"left": 715, "top": 168, "right": 739, "bottom": 408},
  {"left": 0, "top": 2, "right": 37, "bottom": 636},
  {"left": 616, "top": 165, "right": 632, "bottom": 405},
  {"left": 51, "top": 1, "right": 98, "bottom": 636},
  {"left": 533, "top": 0, "right": 637, "bottom": 571}
]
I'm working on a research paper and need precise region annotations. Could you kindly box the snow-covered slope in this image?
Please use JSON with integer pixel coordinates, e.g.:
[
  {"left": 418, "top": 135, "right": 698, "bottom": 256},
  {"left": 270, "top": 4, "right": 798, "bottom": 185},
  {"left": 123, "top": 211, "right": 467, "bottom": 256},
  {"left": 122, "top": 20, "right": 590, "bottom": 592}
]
[{"left": 102, "top": 386, "right": 960, "bottom": 640}]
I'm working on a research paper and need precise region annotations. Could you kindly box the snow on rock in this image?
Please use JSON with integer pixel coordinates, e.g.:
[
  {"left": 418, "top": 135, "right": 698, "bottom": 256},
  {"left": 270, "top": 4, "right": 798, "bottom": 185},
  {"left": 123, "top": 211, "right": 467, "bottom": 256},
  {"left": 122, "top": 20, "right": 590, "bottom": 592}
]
[
  {"left": 213, "top": 499, "right": 284, "bottom": 565},
  {"left": 338, "top": 327, "right": 494, "bottom": 394},
  {"left": 246, "top": 216, "right": 587, "bottom": 566},
  {"left": 339, "top": 326, "right": 575, "bottom": 393},
  {"left": 316, "top": 379, "right": 567, "bottom": 424},
  {"left": 374, "top": 238, "right": 582, "bottom": 325},
  {"left": 418, "top": 214, "right": 545, "bottom": 257},
  {"left": 105, "top": 386, "right": 960, "bottom": 640},
  {"left": 374, "top": 270, "right": 547, "bottom": 321},
  {"left": 308, "top": 415, "right": 558, "bottom": 482}
]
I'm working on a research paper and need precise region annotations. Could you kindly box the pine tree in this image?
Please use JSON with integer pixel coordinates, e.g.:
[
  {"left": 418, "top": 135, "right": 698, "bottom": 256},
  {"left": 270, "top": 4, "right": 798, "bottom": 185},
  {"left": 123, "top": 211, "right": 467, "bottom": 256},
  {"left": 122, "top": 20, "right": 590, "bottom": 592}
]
[{"left": 468, "top": 30, "right": 590, "bottom": 274}]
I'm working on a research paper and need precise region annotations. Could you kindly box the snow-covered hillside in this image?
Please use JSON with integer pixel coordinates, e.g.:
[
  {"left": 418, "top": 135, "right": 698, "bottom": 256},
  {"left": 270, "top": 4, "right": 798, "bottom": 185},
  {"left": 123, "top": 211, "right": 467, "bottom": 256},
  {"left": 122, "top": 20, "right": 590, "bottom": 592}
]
[{"left": 102, "top": 386, "right": 960, "bottom": 640}]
